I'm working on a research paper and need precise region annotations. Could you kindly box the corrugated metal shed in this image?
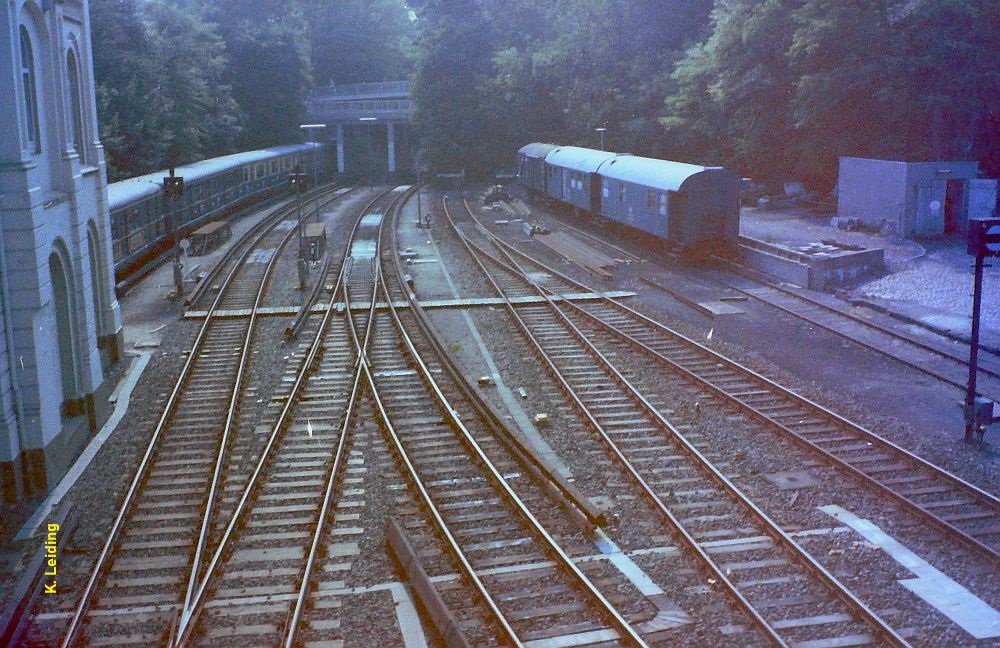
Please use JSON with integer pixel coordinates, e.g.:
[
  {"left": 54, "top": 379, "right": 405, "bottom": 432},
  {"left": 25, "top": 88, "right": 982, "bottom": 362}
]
[
  {"left": 107, "top": 143, "right": 322, "bottom": 208},
  {"left": 545, "top": 146, "right": 618, "bottom": 173},
  {"left": 598, "top": 155, "right": 713, "bottom": 192},
  {"left": 518, "top": 143, "right": 559, "bottom": 159}
]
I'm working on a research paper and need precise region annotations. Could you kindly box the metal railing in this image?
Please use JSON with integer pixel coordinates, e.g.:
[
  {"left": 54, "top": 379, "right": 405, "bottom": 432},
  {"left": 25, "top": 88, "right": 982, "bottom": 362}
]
[{"left": 306, "top": 81, "right": 410, "bottom": 101}]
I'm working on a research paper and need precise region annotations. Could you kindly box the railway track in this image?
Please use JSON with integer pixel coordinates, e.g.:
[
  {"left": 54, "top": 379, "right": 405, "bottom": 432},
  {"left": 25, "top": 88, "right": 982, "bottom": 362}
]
[
  {"left": 455, "top": 195, "right": 1000, "bottom": 562},
  {"left": 54, "top": 183, "right": 351, "bottom": 648},
  {"left": 168, "top": 187, "right": 401, "bottom": 646},
  {"left": 443, "top": 196, "right": 912, "bottom": 647},
  {"left": 702, "top": 256, "right": 1000, "bottom": 402},
  {"left": 341, "top": 193, "right": 655, "bottom": 646}
]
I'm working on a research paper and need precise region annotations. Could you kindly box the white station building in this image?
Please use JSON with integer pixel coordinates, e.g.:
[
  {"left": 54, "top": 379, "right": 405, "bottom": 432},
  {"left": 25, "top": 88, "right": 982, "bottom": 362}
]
[{"left": 0, "top": 0, "right": 123, "bottom": 501}]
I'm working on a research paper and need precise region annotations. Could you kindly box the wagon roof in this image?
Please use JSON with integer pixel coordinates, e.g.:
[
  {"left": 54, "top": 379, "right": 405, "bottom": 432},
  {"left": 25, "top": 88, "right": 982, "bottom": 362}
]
[
  {"left": 518, "top": 143, "right": 560, "bottom": 159},
  {"left": 598, "top": 155, "right": 722, "bottom": 192},
  {"left": 544, "top": 146, "right": 619, "bottom": 173},
  {"left": 107, "top": 143, "right": 322, "bottom": 209}
]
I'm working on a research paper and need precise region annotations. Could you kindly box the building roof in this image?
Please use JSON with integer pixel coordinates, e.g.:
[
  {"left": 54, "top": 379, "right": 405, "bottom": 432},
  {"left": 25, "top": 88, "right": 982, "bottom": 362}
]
[
  {"left": 544, "top": 146, "right": 619, "bottom": 173},
  {"left": 518, "top": 143, "right": 559, "bottom": 159},
  {"left": 597, "top": 155, "right": 718, "bottom": 192},
  {"left": 107, "top": 143, "right": 322, "bottom": 209}
]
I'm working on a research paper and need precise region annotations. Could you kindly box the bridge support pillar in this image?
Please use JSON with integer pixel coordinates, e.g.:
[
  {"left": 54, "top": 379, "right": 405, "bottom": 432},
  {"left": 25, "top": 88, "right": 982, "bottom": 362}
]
[
  {"left": 387, "top": 122, "right": 396, "bottom": 174},
  {"left": 336, "top": 124, "right": 345, "bottom": 174}
]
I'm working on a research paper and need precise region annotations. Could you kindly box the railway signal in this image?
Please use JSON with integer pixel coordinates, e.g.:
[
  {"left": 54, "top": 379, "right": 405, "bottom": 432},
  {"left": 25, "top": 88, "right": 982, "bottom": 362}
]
[
  {"left": 163, "top": 169, "right": 185, "bottom": 298},
  {"left": 288, "top": 166, "right": 309, "bottom": 290},
  {"left": 963, "top": 217, "right": 1000, "bottom": 442}
]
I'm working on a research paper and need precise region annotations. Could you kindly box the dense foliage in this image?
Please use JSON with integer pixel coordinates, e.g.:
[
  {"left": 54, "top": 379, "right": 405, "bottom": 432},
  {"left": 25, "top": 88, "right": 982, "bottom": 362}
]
[
  {"left": 412, "top": 0, "right": 1000, "bottom": 188},
  {"left": 91, "top": 0, "right": 416, "bottom": 180},
  {"left": 92, "top": 1, "right": 999, "bottom": 189}
]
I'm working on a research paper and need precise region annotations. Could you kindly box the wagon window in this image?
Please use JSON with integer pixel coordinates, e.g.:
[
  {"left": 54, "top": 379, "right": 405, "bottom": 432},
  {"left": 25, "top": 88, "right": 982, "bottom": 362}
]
[
  {"left": 647, "top": 189, "right": 655, "bottom": 210},
  {"left": 659, "top": 192, "right": 667, "bottom": 216},
  {"left": 602, "top": 179, "right": 609, "bottom": 198},
  {"left": 619, "top": 183, "right": 625, "bottom": 202}
]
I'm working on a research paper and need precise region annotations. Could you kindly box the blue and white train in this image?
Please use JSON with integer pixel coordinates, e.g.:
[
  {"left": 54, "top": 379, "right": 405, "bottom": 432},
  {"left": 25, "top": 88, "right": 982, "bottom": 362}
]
[
  {"left": 108, "top": 142, "right": 328, "bottom": 286},
  {"left": 517, "top": 143, "right": 739, "bottom": 251}
]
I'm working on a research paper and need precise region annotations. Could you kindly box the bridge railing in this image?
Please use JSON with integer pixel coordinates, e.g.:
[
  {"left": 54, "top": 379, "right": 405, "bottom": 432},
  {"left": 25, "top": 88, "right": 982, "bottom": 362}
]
[
  {"left": 307, "top": 81, "right": 411, "bottom": 101},
  {"left": 306, "top": 98, "right": 414, "bottom": 122}
]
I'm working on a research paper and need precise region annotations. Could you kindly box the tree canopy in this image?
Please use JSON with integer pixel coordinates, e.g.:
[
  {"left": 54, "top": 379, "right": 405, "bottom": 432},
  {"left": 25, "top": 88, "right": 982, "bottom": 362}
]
[
  {"left": 91, "top": 0, "right": 1000, "bottom": 187},
  {"left": 90, "top": 0, "right": 416, "bottom": 180},
  {"left": 411, "top": 0, "right": 999, "bottom": 187}
]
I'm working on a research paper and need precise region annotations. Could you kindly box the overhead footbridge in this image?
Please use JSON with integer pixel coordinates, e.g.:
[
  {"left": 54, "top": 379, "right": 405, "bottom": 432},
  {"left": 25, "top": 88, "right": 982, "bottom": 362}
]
[{"left": 305, "top": 81, "right": 414, "bottom": 177}]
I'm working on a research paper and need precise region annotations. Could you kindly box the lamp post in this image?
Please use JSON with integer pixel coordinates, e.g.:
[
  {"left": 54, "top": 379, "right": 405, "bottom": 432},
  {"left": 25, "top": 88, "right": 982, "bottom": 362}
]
[
  {"left": 359, "top": 116, "right": 376, "bottom": 188},
  {"left": 595, "top": 127, "right": 607, "bottom": 151}
]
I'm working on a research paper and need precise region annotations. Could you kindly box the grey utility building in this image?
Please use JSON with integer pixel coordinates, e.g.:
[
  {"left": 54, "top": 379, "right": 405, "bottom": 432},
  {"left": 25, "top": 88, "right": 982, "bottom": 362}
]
[
  {"left": 2, "top": 0, "right": 123, "bottom": 501},
  {"left": 837, "top": 157, "right": 998, "bottom": 237}
]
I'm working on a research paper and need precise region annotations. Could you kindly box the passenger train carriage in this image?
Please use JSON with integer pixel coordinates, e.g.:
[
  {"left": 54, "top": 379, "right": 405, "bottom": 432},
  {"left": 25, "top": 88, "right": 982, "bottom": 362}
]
[
  {"left": 108, "top": 142, "right": 327, "bottom": 285},
  {"left": 517, "top": 143, "right": 739, "bottom": 251}
]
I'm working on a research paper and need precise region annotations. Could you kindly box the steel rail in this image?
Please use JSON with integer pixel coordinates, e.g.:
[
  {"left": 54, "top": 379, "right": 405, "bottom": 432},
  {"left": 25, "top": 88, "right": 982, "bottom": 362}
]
[
  {"left": 442, "top": 197, "right": 792, "bottom": 646},
  {"left": 469, "top": 198, "right": 1000, "bottom": 559},
  {"left": 171, "top": 187, "right": 399, "bottom": 646},
  {"left": 184, "top": 182, "right": 344, "bottom": 307},
  {"left": 286, "top": 186, "right": 364, "bottom": 340},
  {"left": 364, "top": 195, "right": 520, "bottom": 646},
  {"left": 179, "top": 185, "right": 350, "bottom": 618},
  {"left": 449, "top": 196, "right": 913, "bottom": 648},
  {"left": 707, "top": 254, "right": 1000, "bottom": 393},
  {"left": 381, "top": 195, "right": 649, "bottom": 647},
  {"left": 280, "top": 187, "right": 409, "bottom": 648},
  {"left": 58, "top": 184, "right": 336, "bottom": 648},
  {"left": 555, "top": 293, "right": 1000, "bottom": 565}
]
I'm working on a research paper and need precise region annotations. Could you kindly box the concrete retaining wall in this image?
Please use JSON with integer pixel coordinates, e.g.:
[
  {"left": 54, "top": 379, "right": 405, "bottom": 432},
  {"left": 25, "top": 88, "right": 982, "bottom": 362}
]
[
  {"left": 809, "top": 249, "right": 884, "bottom": 289},
  {"left": 738, "top": 237, "right": 884, "bottom": 290},
  {"left": 738, "top": 242, "right": 811, "bottom": 287}
]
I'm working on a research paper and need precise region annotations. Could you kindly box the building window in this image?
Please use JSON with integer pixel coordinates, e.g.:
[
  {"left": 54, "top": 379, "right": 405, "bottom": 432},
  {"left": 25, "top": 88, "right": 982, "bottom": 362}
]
[
  {"left": 20, "top": 26, "right": 41, "bottom": 152},
  {"left": 67, "top": 50, "right": 85, "bottom": 159}
]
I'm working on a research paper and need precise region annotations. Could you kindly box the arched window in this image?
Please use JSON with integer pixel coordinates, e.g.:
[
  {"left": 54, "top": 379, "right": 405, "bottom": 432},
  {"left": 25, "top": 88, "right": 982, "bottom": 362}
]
[
  {"left": 67, "top": 50, "right": 85, "bottom": 159},
  {"left": 87, "top": 224, "right": 105, "bottom": 343},
  {"left": 50, "top": 250, "right": 79, "bottom": 411},
  {"left": 19, "top": 26, "right": 41, "bottom": 153}
]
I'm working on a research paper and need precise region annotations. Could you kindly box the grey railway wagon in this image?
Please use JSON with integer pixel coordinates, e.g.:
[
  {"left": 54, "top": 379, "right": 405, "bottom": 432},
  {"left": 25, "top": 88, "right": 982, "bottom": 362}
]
[
  {"left": 108, "top": 143, "right": 326, "bottom": 280},
  {"left": 597, "top": 155, "right": 740, "bottom": 248},
  {"left": 517, "top": 143, "right": 558, "bottom": 193},
  {"left": 544, "top": 146, "right": 619, "bottom": 213}
]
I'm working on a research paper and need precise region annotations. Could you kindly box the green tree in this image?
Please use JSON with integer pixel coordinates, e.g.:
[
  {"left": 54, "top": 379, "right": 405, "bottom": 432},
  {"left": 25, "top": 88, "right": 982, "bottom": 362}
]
[
  {"left": 412, "top": 0, "right": 712, "bottom": 175},
  {"left": 302, "top": 0, "right": 417, "bottom": 85},
  {"left": 91, "top": 0, "right": 161, "bottom": 178},
  {"left": 90, "top": 0, "right": 241, "bottom": 179},
  {"left": 665, "top": 0, "right": 1000, "bottom": 188},
  {"left": 664, "top": 0, "right": 802, "bottom": 183},
  {"left": 201, "top": 1, "right": 313, "bottom": 149},
  {"left": 144, "top": 2, "right": 243, "bottom": 166}
]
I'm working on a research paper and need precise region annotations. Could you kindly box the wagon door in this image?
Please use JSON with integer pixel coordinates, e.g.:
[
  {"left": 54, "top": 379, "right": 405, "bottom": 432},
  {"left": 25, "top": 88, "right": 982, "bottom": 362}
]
[
  {"left": 667, "top": 191, "right": 685, "bottom": 243},
  {"left": 590, "top": 174, "right": 603, "bottom": 214}
]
